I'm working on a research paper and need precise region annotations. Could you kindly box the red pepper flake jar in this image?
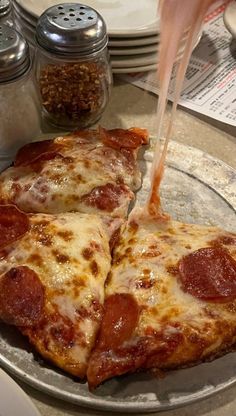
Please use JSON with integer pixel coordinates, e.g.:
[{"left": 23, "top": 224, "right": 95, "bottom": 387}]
[{"left": 35, "top": 3, "right": 112, "bottom": 129}]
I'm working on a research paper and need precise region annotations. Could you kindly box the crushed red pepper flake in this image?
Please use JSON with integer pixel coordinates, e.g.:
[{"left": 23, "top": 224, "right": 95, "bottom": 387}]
[{"left": 39, "top": 62, "right": 106, "bottom": 124}]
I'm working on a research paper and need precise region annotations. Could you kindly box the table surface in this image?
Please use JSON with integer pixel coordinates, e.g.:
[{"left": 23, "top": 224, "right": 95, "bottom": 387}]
[{"left": 3, "top": 77, "right": 236, "bottom": 416}]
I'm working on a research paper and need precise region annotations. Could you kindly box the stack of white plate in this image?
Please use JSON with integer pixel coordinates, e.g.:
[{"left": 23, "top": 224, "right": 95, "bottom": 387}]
[
  {"left": 99, "top": 0, "right": 160, "bottom": 73},
  {"left": 12, "top": 0, "right": 162, "bottom": 73},
  {"left": 12, "top": 0, "right": 202, "bottom": 74}
]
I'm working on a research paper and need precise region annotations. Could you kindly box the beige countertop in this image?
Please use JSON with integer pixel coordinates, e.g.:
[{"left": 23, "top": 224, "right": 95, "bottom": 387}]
[{"left": 2, "top": 78, "right": 236, "bottom": 416}]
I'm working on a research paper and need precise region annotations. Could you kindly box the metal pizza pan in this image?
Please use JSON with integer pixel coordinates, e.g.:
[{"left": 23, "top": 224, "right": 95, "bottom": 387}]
[{"left": 0, "top": 139, "right": 235, "bottom": 413}]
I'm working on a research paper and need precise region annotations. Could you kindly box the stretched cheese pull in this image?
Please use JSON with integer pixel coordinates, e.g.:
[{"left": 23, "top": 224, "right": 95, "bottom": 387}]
[{"left": 147, "top": 0, "right": 218, "bottom": 216}]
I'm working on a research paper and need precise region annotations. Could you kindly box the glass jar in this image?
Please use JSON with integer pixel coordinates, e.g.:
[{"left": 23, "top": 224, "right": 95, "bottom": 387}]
[
  {"left": 36, "top": 46, "right": 112, "bottom": 130},
  {"left": 35, "top": 3, "right": 112, "bottom": 130},
  {"left": 0, "top": 25, "right": 41, "bottom": 158}
]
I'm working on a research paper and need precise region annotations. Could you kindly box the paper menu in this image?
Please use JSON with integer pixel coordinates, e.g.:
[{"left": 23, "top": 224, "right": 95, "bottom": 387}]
[{"left": 120, "top": 1, "right": 236, "bottom": 127}]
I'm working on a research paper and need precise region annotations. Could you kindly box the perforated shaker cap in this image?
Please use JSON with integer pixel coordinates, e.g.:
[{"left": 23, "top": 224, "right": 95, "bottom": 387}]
[
  {"left": 35, "top": 3, "right": 108, "bottom": 56},
  {"left": 0, "top": 24, "right": 30, "bottom": 83}
]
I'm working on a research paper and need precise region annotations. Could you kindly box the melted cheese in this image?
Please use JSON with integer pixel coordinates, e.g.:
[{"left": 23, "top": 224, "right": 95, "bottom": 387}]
[
  {"left": 0, "top": 212, "right": 115, "bottom": 377},
  {"left": 0, "top": 132, "right": 141, "bottom": 217},
  {"left": 107, "top": 210, "right": 236, "bottom": 365}
]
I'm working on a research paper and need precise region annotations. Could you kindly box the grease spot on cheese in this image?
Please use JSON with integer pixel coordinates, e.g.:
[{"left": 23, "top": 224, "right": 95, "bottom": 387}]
[
  {"left": 90, "top": 260, "right": 99, "bottom": 277},
  {"left": 38, "top": 234, "right": 53, "bottom": 246},
  {"left": 128, "top": 238, "right": 136, "bottom": 245},
  {"left": 82, "top": 247, "right": 93, "bottom": 260},
  {"left": 27, "top": 253, "right": 44, "bottom": 268},
  {"left": 52, "top": 250, "right": 70, "bottom": 264},
  {"left": 57, "top": 230, "right": 73, "bottom": 241}
]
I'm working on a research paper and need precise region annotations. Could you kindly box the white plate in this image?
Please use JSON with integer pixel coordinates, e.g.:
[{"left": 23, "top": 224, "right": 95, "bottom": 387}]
[
  {"left": 13, "top": 4, "right": 37, "bottom": 27},
  {"left": 13, "top": 6, "right": 37, "bottom": 30},
  {"left": 224, "top": 0, "right": 236, "bottom": 38},
  {"left": 110, "top": 44, "right": 159, "bottom": 56},
  {"left": 110, "top": 28, "right": 202, "bottom": 65},
  {"left": 109, "top": 35, "right": 159, "bottom": 47},
  {"left": 15, "top": 0, "right": 160, "bottom": 36},
  {"left": 112, "top": 64, "right": 158, "bottom": 74},
  {"left": 0, "top": 141, "right": 235, "bottom": 413},
  {"left": 111, "top": 46, "right": 185, "bottom": 72},
  {"left": 13, "top": 0, "right": 37, "bottom": 24},
  {"left": 111, "top": 51, "right": 158, "bottom": 68},
  {"left": 0, "top": 369, "right": 41, "bottom": 416},
  {"left": 111, "top": 46, "right": 186, "bottom": 68}
]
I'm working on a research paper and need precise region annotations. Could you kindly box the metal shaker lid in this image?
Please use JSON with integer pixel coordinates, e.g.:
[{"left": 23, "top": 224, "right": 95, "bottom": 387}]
[
  {"left": 0, "top": 25, "right": 30, "bottom": 83},
  {"left": 0, "top": 0, "right": 11, "bottom": 18},
  {"left": 35, "top": 3, "right": 108, "bottom": 56}
]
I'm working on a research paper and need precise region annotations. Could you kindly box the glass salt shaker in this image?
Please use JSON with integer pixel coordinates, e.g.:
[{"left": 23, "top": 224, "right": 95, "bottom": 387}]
[
  {"left": 35, "top": 3, "right": 112, "bottom": 130},
  {"left": 0, "top": 25, "right": 41, "bottom": 158},
  {"left": 0, "top": 0, "right": 12, "bottom": 26}
]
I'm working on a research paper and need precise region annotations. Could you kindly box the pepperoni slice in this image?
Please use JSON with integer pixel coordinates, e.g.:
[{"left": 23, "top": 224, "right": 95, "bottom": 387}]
[
  {"left": 0, "top": 266, "right": 45, "bottom": 326},
  {"left": 179, "top": 247, "right": 236, "bottom": 302},
  {"left": 0, "top": 205, "right": 29, "bottom": 249},
  {"left": 14, "top": 139, "right": 63, "bottom": 166},
  {"left": 99, "top": 126, "right": 149, "bottom": 150},
  {"left": 82, "top": 183, "right": 133, "bottom": 212},
  {"left": 97, "top": 293, "right": 139, "bottom": 350}
]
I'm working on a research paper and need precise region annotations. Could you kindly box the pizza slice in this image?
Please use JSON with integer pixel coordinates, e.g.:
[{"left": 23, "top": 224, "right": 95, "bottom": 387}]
[
  {"left": 87, "top": 207, "right": 236, "bottom": 388},
  {"left": 0, "top": 204, "right": 121, "bottom": 378},
  {"left": 0, "top": 127, "right": 148, "bottom": 217}
]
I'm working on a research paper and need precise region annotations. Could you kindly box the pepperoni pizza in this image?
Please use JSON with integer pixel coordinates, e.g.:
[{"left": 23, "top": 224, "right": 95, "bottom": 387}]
[
  {"left": 87, "top": 208, "right": 236, "bottom": 388},
  {"left": 0, "top": 127, "right": 148, "bottom": 217},
  {"left": 0, "top": 205, "right": 120, "bottom": 378},
  {"left": 0, "top": 126, "right": 236, "bottom": 392}
]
